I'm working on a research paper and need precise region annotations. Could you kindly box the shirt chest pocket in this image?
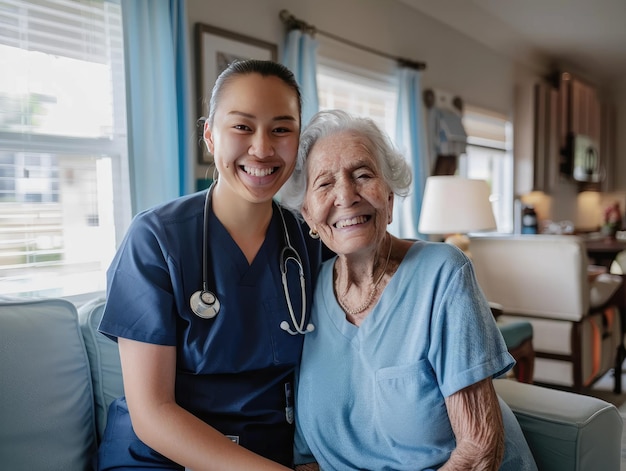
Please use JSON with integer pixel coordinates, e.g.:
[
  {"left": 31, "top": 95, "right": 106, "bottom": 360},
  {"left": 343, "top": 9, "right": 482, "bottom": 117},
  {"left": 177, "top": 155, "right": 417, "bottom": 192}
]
[{"left": 374, "top": 360, "right": 451, "bottom": 448}]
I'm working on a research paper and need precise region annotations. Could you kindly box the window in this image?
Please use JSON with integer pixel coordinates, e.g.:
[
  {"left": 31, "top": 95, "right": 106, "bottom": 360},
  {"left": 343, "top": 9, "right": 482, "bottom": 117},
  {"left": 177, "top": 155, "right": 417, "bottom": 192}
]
[
  {"left": 0, "top": 0, "right": 130, "bottom": 298},
  {"left": 317, "top": 59, "right": 416, "bottom": 236},
  {"left": 316, "top": 62, "right": 513, "bottom": 235},
  {"left": 317, "top": 62, "right": 397, "bottom": 138},
  {"left": 459, "top": 106, "right": 513, "bottom": 233}
]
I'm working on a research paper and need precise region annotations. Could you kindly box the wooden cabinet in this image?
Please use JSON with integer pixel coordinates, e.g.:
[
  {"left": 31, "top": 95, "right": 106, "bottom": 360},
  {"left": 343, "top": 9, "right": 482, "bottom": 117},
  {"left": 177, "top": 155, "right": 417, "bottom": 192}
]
[
  {"left": 558, "top": 72, "right": 601, "bottom": 149},
  {"left": 513, "top": 79, "right": 560, "bottom": 194},
  {"left": 516, "top": 73, "right": 614, "bottom": 195},
  {"left": 569, "top": 77, "right": 601, "bottom": 143},
  {"left": 556, "top": 72, "right": 612, "bottom": 188},
  {"left": 600, "top": 101, "right": 617, "bottom": 190},
  {"left": 533, "top": 81, "right": 560, "bottom": 192}
]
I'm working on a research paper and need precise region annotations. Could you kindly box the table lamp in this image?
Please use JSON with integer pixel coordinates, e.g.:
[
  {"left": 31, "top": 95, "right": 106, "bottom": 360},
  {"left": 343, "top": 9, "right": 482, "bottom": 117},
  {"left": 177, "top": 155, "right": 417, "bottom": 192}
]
[{"left": 418, "top": 176, "right": 497, "bottom": 258}]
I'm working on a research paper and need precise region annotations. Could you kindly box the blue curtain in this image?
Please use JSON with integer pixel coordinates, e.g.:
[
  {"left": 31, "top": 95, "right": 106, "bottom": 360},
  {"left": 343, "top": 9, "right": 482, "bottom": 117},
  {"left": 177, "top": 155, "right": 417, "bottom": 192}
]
[
  {"left": 121, "top": 0, "right": 192, "bottom": 215},
  {"left": 281, "top": 29, "right": 319, "bottom": 126},
  {"left": 392, "top": 66, "right": 428, "bottom": 239}
]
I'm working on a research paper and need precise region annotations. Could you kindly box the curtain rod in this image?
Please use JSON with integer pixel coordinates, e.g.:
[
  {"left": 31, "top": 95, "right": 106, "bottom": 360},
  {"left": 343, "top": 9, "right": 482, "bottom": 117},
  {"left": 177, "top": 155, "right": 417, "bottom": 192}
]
[{"left": 279, "top": 9, "right": 426, "bottom": 71}]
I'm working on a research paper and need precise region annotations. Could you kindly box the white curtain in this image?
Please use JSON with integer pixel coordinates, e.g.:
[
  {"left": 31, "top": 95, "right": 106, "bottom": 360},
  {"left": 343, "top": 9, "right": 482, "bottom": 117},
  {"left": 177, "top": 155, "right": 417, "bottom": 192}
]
[
  {"left": 281, "top": 29, "right": 320, "bottom": 126},
  {"left": 392, "top": 66, "right": 428, "bottom": 239}
]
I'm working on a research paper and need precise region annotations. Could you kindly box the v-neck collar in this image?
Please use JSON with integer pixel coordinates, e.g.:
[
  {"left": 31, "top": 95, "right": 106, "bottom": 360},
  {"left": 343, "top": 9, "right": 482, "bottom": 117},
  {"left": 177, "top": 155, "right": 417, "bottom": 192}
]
[
  {"left": 207, "top": 204, "right": 281, "bottom": 285},
  {"left": 321, "top": 243, "right": 422, "bottom": 344}
]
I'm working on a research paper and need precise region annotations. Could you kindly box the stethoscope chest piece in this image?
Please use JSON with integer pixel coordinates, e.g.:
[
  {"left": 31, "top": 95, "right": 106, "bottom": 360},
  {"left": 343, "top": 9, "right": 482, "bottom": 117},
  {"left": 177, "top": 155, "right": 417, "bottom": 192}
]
[
  {"left": 190, "top": 290, "right": 220, "bottom": 319},
  {"left": 189, "top": 184, "right": 312, "bottom": 333}
]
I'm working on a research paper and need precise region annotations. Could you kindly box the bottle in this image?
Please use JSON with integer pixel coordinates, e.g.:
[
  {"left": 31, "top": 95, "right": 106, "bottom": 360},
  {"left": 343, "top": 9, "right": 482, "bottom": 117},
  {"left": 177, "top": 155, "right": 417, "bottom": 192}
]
[{"left": 521, "top": 205, "right": 538, "bottom": 234}]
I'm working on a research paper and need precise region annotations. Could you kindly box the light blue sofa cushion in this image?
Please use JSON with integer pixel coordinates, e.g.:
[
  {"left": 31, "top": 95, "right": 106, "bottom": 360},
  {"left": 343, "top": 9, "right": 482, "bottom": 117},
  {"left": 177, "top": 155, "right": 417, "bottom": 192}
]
[
  {"left": 78, "top": 296, "right": 124, "bottom": 442},
  {"left": 0, "top": 298, "right": 97, "bottom": 470},
  {"left": 494, "top": 379, "right": 623, "bottom": 471}
]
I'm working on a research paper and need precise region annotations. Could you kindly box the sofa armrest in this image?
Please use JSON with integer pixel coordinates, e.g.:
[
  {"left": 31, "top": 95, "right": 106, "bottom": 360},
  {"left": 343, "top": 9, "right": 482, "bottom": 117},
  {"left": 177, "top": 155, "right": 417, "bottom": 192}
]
[
  {"left": 494, "top": 379, "right": 622, "bottom": 471},
  {"left": 78, "top": 297, "right": 124, "bottom": 443}
]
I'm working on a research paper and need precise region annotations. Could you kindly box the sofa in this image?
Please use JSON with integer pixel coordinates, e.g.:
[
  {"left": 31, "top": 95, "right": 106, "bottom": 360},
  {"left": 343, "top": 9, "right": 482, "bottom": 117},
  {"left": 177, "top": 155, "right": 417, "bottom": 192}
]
[
  {"left": 1, "top": 296, "right": 623, "bottom": 470},
  {"left": 470, "top": 234, "right": 624, "bottom": 393}
]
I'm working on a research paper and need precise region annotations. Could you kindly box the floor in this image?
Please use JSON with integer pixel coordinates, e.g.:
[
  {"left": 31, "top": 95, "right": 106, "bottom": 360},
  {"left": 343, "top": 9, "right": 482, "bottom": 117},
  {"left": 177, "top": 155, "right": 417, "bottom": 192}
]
[{"left": 589, "top": 369, "right": 626, "bottom": 408}]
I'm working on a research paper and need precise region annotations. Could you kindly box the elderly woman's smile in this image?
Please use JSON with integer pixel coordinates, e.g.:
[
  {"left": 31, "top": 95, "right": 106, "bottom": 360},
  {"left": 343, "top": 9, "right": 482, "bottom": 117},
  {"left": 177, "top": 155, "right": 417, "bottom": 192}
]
[{"left": 334, "top": 215, "right": 370, "bottom": 229}]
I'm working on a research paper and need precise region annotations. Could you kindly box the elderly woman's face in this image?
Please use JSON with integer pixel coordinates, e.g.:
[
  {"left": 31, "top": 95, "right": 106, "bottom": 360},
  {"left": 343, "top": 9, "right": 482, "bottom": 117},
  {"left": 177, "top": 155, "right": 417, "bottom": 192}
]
[{"left": 301, "top": 131, "right": 393, "bottom": 256}]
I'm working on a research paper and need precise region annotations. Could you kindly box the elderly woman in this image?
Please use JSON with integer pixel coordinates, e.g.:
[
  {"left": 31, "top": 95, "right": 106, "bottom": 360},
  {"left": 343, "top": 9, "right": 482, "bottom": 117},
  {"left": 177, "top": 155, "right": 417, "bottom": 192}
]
[{"left": 280, "top": 110, "right": 536, "bottom": 471}]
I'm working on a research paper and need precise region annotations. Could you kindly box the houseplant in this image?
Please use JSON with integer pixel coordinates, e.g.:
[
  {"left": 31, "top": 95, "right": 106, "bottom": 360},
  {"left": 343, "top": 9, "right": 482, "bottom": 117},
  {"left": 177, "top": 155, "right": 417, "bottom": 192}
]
[{"left": 601, "top": 202, "right": 622, "bottom": 238}]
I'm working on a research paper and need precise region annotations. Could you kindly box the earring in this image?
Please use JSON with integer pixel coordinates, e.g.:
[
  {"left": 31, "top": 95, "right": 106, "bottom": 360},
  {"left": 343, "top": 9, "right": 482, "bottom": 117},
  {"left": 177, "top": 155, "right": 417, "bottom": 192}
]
[{"left": 309, "top": 228, "right": 320, "bottom": 239}]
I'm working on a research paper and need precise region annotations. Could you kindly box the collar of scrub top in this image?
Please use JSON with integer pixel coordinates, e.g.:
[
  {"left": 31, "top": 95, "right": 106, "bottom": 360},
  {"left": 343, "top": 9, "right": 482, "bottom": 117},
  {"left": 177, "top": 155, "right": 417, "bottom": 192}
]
[{"left": 189, "top": 181, "right": 314, "bottom": 335}]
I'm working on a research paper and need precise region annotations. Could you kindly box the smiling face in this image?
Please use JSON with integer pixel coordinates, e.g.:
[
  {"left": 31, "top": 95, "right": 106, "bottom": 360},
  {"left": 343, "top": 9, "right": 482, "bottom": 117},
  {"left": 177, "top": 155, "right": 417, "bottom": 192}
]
[
  {"left": 204, "top": 73, "right": 300, "bottom": 205},
  {"left": 301, "top": 131, "right": 394, "bottom": 257}
]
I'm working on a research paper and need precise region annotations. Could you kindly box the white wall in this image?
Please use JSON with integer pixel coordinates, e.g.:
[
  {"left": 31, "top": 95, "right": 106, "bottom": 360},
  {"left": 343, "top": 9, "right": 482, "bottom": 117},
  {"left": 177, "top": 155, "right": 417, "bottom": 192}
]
[
  {"left": 186, "top": 0, "right": 625, "bottom": 210},
  {"left": 187, "top": 0, "right": 520, "bottom": 110}
]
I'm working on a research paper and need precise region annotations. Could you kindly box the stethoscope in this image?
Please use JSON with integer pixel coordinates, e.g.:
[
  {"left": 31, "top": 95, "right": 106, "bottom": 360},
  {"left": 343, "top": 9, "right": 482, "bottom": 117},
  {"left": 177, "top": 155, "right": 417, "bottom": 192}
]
[{"left": 189, "top": 183, "right": 314, "bottom": 335}]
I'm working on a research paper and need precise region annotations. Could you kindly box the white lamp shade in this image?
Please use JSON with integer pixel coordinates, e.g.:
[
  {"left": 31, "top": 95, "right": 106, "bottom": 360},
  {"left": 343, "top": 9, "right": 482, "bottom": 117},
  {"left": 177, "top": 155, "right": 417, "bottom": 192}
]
[{"left": 418, "top": 176, "right": 497, "bottom": 234}]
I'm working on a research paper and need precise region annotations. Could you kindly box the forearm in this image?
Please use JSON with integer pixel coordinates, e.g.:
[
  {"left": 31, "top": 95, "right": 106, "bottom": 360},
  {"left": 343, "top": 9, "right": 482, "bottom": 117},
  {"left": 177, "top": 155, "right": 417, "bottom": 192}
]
[
  {"left": 441, "top": 379, "right": 504, "bottom": 471},
  {"left": 119, "top": 338, "right": 290, "bottom": 471},
  {"left": 131, "top": 401, "right": 291, "bottom": 471}
]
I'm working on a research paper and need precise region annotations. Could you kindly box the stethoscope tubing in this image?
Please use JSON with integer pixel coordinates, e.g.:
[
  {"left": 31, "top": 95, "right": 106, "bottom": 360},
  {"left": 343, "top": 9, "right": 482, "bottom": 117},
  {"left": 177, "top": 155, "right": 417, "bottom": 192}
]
[{"left": 190, "top": 182, "right": 313, "bottom": 335}]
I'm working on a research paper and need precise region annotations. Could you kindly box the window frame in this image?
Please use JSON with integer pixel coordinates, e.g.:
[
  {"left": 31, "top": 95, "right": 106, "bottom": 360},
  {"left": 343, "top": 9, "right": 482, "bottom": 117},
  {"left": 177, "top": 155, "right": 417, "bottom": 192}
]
[
  {"left": 316, "top": 57, "right": 398, "bottom": 139},
  {"left": 0, "top": 0, "right": 130, "bottom": 300},
  {"left": 459, "top": 106, "right": 514, "bottom": 233}
]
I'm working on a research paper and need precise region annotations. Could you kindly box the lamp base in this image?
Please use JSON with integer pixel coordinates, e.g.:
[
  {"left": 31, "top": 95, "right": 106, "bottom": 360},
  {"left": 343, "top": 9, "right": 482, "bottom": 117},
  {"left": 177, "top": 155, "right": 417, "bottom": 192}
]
[{"left": 444, "top": 233, "right": 471, "bottom": 259}]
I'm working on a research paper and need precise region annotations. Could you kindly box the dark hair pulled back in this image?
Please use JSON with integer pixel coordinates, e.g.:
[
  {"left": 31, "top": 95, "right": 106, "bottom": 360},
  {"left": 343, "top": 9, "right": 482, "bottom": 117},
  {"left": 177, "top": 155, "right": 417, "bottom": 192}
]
[{"left": 206, "top": 59, "right": 302, "bottom": 127}]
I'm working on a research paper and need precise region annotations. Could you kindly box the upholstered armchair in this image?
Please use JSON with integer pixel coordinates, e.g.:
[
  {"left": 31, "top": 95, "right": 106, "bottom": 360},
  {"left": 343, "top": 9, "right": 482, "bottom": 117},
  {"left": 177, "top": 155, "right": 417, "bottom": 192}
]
[
  {"left": 470, "top": 235, "right": 624, "bottom": 393},
  {"left": 491, "top": 302, "right": 535, "bottom": 384}
]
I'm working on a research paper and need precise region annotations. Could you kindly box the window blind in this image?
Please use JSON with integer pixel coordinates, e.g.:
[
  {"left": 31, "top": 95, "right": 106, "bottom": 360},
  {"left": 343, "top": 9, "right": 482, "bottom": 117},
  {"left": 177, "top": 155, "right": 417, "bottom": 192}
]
[
  {"left": 0, "top": 0, "right": 129, "bottom": 298},
  {"left": 460, "top": 105, "right": 513, "bottom": 233},
  {"left": 463, "top": 105, "right": 509, "bottom": 150},
  {"left": 0, "top": 0, "right": 115, "bottom": 63},
  {"left": 317, "top": 62, "right": 398, "bottom": 141}
]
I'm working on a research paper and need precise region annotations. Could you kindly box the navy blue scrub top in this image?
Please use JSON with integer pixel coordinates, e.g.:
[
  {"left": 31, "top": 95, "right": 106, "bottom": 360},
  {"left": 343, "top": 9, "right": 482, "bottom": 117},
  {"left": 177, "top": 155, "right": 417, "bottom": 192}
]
[{"left": 98, "top": 190, "right": 323, "bottom": 468}]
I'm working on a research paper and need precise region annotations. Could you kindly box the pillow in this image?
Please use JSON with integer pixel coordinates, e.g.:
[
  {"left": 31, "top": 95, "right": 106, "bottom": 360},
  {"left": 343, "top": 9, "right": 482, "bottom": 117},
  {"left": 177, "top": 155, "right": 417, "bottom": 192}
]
[
  {"left": 78, "top": 297, "right": 124, "bottom": 442},
  {"left": 610, "top": 250, "right": 626, "bottom": 275},
  {"left": 589, "top": 273, "right": 622, "bottom": 308},
  {"left": 0, "top": 298, "right": 97, "bottom": 469}
]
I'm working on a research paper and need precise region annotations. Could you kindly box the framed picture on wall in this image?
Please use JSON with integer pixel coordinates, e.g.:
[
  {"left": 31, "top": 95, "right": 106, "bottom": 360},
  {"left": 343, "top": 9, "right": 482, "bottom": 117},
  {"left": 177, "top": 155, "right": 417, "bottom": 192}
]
[{"left": 195, "top": 23, "right": 278, "bottom": 165}]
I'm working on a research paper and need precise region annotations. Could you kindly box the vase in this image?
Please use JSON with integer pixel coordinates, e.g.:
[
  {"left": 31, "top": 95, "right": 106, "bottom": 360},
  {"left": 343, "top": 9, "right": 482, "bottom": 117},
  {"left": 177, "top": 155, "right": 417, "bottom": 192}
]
[{"left": 601, "top": 224, "right": 618, "bottom": 239}]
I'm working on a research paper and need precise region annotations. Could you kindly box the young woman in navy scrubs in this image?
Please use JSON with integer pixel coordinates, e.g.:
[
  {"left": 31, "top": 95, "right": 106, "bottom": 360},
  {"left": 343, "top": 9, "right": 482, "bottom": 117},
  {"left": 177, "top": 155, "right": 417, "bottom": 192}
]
[{"left": 97, "top": 60, "right": 324, "bottom": 470}]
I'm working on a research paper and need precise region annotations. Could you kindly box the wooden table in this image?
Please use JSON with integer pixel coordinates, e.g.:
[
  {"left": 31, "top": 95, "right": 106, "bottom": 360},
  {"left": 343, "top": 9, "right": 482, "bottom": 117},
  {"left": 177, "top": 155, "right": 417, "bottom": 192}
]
[{"left": 584, "top": 238, "right": 626, "bottom": 270}]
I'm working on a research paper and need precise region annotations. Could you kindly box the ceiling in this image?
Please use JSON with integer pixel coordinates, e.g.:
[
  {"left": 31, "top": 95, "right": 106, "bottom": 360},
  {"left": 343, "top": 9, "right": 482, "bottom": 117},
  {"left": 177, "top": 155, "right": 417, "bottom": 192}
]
[{"left": 399, "top": 0, "right": 626, "bottom": 85}]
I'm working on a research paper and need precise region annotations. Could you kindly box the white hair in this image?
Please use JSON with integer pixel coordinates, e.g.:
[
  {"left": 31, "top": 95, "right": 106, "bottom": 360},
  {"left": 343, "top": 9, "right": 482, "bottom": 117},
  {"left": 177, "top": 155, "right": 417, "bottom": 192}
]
[{"left": 280, "top": 109, "right": 412, "bottom": 212}]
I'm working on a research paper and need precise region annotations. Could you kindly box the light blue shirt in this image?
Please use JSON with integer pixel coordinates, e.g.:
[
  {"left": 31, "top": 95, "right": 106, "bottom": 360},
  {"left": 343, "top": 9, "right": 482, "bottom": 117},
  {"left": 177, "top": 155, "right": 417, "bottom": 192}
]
[{"left": 294, "top": 241, "right": 536, "bottom": 470}]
